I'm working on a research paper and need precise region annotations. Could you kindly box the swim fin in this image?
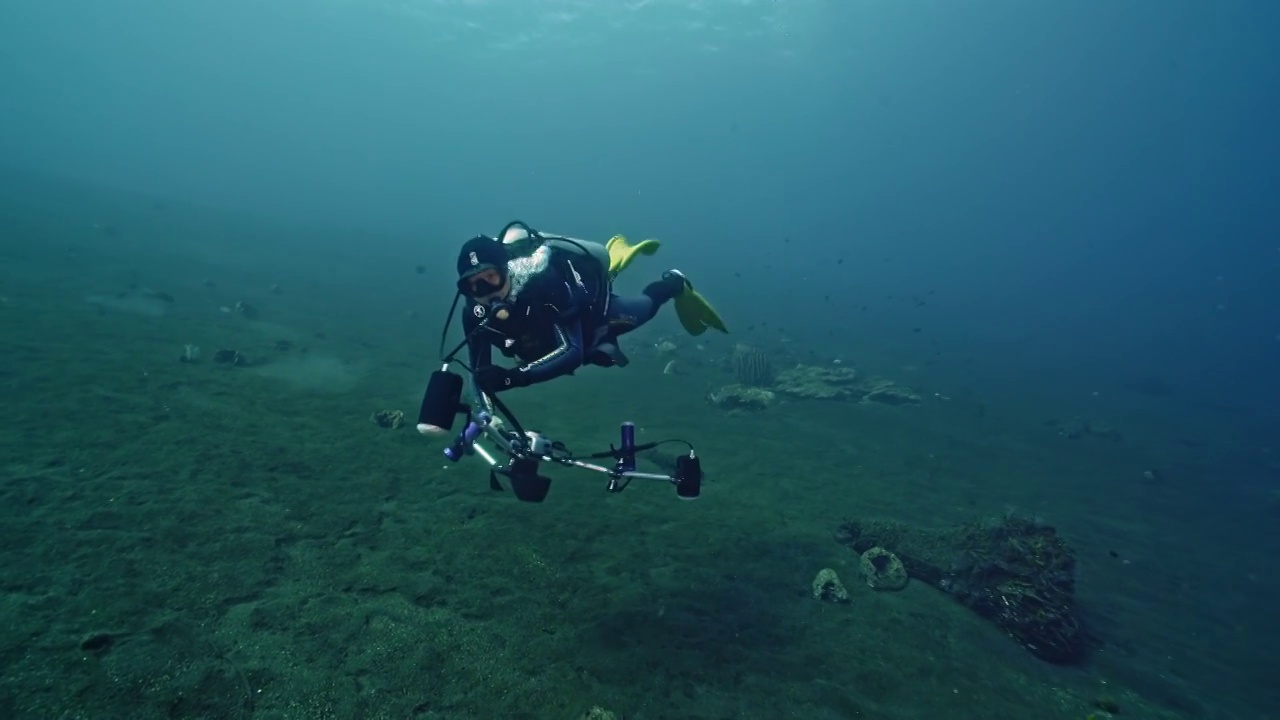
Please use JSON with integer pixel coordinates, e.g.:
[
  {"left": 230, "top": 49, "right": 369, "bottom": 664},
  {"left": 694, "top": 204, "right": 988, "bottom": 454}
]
[
  {"left": 605, "top": 234, "right": 661, "bottom": 279},
  {"left": 668, "top": 271, "right": 728, "bottom": 336}
]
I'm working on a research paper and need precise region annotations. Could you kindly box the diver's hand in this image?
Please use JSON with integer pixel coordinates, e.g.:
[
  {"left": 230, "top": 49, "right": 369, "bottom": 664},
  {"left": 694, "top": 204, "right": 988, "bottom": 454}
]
[
  {"left": 485, "top": 415, "right": 523, "bottom": 446},
  {"left": 474, "top": 364, "right": 530, "bottom": 393}
]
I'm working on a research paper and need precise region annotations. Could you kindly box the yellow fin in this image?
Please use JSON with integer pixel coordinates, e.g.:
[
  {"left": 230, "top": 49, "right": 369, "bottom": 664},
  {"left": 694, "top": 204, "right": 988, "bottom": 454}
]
[
  {"left": 606, "top": 234, "right": 661, "bottom": 278},
  {"left": 674, "top": 288, "right": 728, "bottom": 336}
]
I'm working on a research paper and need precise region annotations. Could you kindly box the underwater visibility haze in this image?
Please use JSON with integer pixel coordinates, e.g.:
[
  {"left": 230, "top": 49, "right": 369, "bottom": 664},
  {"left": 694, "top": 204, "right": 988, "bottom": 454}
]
[{"left": 1, "top": 0, "right": 1278, "bottom": 718}]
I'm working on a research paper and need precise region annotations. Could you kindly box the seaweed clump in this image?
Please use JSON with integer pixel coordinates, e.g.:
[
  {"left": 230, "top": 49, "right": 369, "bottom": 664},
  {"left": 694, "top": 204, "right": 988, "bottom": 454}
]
[
  {"left": 774, "top": 364, "right": 859, "bottom": 400},
  {"left": 835, "top": 514, "right": 1086, "bottom": 664},
  {"left": 707, "top": 384, "right": 775, "bottom": 410}
]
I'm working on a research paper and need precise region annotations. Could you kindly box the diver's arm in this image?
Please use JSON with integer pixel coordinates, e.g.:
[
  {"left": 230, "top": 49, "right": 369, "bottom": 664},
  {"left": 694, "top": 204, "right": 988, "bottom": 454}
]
[{"left": 516, "top": 318, "right": 584, "bottom": 385}]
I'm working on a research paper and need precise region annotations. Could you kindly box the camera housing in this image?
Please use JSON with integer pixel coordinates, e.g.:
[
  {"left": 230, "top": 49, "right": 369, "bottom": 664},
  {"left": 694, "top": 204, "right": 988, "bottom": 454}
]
[
  {"left": 418, "top": 369, "right": 464, "bottom": 434},
  {"left": 675, "top": 453, "right": 702, "bottom": 500}
]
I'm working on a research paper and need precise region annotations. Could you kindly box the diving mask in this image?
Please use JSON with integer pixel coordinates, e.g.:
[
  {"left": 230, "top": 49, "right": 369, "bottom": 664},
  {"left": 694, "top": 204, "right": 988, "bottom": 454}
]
[{"left": 458, "top": 266, "right": 505, "bottom": 297}]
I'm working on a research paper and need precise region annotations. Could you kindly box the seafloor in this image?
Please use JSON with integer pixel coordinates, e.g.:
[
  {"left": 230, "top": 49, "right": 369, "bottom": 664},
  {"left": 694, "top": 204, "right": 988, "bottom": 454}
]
[{"left": 1, "top": 177, "right": 1275, "bottom": 719}]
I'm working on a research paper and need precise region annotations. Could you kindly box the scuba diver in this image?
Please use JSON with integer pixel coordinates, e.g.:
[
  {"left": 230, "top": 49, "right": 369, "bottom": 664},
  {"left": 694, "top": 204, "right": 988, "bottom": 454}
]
[{"left": 451, "top": 221, "right": 727, "bottom": 403}]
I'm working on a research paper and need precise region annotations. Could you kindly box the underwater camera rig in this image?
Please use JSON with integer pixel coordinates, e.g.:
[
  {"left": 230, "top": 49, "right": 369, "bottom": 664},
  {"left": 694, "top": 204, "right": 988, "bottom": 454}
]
[{"left": 415, "top": 364, "right": 703, "bottom": 503}]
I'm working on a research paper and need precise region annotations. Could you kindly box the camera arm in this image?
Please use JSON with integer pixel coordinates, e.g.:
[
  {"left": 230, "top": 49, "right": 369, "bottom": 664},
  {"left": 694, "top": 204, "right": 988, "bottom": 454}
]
[
  {"left": 444, "top": 410, "right": 703, "bottom": 502},
  {"left": 419, "top": 368, "right": 702, "bottom": 502}
]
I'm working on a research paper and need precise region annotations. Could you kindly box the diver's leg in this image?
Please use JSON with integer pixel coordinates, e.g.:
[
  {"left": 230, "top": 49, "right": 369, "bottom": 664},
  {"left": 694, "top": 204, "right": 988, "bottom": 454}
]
[
  {"left": 606, "top": 273, "right": 685, "bottom": 335},
  {"left": 605, "top": 295, "right": 655, "bottom": 335},
  {"left": 587, "top": 276, "right": 686, "bottom": 367}
]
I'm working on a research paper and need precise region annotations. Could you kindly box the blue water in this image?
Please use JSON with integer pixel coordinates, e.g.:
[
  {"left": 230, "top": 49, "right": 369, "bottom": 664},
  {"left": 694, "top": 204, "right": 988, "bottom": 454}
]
[{"left": 2, "top": 1, "right": 1278, "bottom": 718}]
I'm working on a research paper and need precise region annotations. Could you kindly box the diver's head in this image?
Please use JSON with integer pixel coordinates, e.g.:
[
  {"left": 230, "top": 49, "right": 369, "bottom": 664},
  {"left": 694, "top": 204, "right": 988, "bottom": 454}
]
[{"left": 456, "top": 235, "right": 510, "bottom": 305}]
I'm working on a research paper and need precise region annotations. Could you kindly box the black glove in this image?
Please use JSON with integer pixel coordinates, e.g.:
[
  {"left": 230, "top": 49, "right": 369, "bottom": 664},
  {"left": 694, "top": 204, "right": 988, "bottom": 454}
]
[{"left": 473, "top": 365, "right": 529, "bottom": 394}]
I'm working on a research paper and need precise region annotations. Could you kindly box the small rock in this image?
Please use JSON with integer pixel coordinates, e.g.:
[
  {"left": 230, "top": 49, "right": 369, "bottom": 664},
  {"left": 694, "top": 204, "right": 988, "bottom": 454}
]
[
  {"left": 371, "top": 409, "right": 405, "bottom": 429},
  {"left": 212, "top": 349, "right": 249, "bottom": 367},
  {"left": 79, "top": 632, "right": 114, "bottom": 653},
  {"left": 234, "top": 301, "right": 258, "bottom": 319},
  {"left": 860, "top": 547, "right": 909, "bottom": 591},
  {"left": 811, "top": 568, "right": 850, "bottom": 603}
]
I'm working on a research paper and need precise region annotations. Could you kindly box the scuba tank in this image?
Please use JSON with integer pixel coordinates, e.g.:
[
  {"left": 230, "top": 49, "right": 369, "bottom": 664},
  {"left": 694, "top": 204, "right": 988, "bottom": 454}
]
[{"left": 498, "top": 220, "right": 610, "bottom": 275}]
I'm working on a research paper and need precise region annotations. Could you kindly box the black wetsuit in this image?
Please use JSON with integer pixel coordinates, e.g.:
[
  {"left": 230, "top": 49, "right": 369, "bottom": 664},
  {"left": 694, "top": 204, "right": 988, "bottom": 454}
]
[{"left": 462, "top": 247, "right": 684, "bottom": 393}]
